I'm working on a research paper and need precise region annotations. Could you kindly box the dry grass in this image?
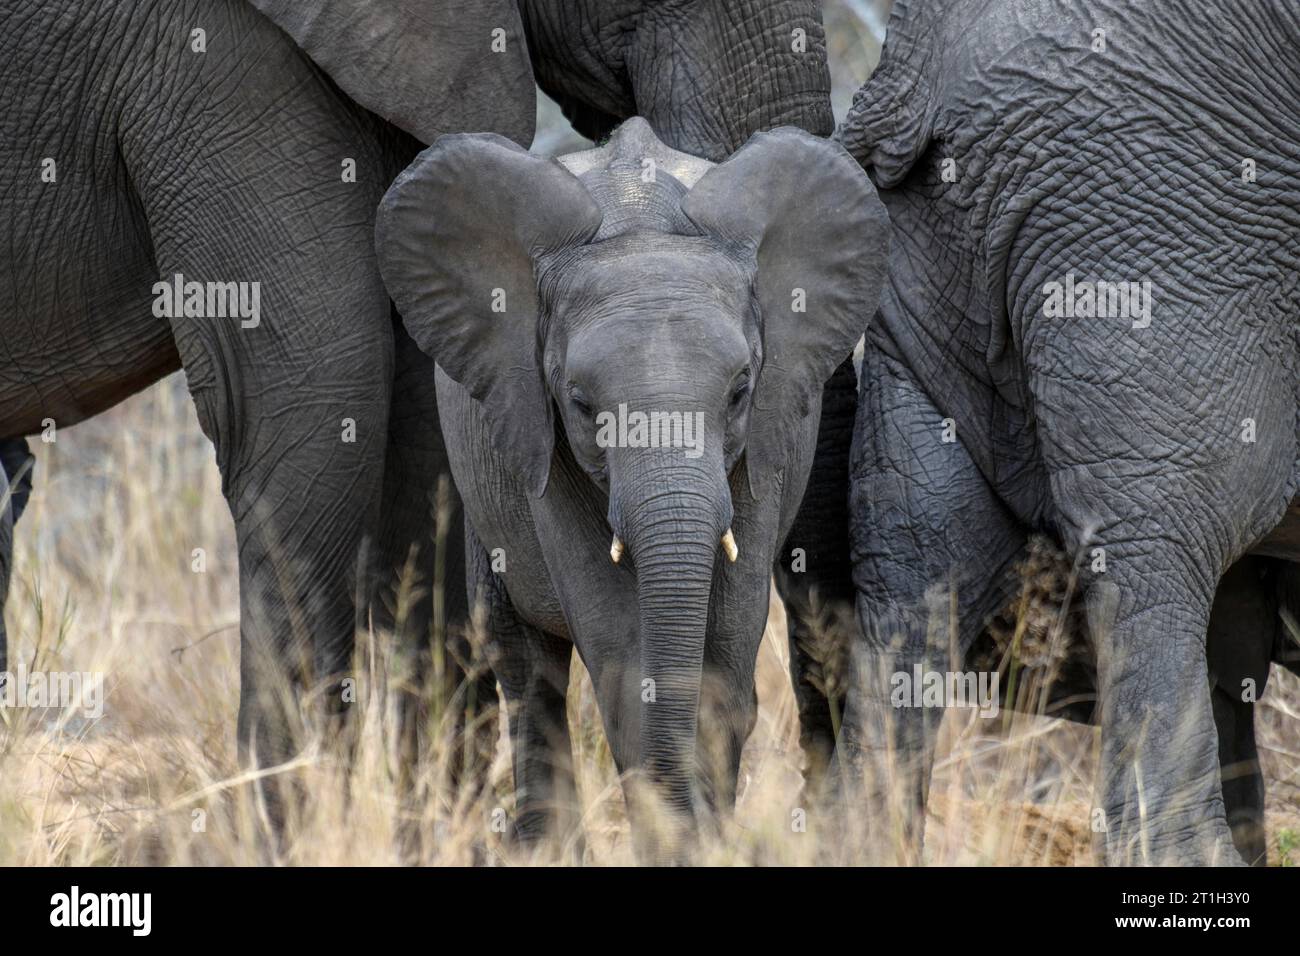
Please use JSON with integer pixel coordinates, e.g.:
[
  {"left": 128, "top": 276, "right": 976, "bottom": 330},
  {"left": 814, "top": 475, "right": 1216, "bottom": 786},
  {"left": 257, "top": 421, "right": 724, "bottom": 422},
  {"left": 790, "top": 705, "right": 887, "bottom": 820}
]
[{"left": 0, "top": 374, "right": 1297, "bottom": 866}]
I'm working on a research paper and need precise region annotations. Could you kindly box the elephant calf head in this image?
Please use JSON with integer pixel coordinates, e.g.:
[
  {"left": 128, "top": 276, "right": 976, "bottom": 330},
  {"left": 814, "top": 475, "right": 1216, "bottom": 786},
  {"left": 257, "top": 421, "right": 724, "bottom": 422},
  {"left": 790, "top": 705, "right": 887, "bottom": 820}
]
[{"left": 376, "top": 118, "right": 888, "bottom": 836}]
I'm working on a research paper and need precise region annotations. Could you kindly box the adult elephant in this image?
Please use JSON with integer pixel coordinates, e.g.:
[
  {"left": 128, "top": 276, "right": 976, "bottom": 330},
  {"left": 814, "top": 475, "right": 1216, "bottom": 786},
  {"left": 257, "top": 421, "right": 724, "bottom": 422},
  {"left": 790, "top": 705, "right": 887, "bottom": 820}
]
[
  {"left": 1, "top": 0, "right": 533, "bottom": 772},
  {"left": 0, "top": 0, "right": 849, "bottom": 789},
  {"left": 836, "top": 0, "right": 1300, "bottom": 865}
]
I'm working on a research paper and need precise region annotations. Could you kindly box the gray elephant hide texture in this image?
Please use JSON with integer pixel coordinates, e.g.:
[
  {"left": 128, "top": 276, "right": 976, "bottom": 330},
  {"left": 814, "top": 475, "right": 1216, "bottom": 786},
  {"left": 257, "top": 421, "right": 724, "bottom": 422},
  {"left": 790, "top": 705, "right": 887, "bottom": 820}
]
[
  {"left": 838, "top": 0, "right": 1299, "bottom": 866},
  {"left": 0, "top": 0, "right": 849, "bottom": 793},
  {"left": 376, "top": 117, "right": 890, "bottom": 845}
]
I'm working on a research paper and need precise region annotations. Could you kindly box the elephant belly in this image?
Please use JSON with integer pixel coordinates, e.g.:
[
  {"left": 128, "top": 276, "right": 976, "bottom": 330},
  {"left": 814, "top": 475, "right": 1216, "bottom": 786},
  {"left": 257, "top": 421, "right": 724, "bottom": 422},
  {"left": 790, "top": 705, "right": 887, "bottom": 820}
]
[
  {"left": 0, "top": 242, "right": 179, "bottom": 437},
  {"left": 0, "top": 0, "right": 181, "bottom": 438},
  {"left": 0, "top": 164, "right": 177, "bottom": 437},
  {"left": 1251, "top": 498, "right": 1300, "bottom": 563}
]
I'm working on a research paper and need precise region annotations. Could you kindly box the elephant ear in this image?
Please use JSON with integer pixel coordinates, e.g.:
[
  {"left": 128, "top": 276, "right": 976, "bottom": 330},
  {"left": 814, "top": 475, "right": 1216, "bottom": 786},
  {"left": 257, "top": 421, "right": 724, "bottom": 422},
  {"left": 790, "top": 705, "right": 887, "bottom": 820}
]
[
  {"left": 681, "top": 128, "right": 891, "bottom": 501},
  {"left": 375, "top": 134, "right": 603, "bottom": 498},
  {"left": 249, "top": 0, "right": 536, "bottom": 147}
]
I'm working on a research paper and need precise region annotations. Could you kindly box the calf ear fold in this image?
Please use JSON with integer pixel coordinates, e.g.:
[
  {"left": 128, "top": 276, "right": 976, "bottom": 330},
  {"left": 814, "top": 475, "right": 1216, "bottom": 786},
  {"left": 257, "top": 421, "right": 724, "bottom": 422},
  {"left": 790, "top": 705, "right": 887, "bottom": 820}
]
[
  {"left": 249, "top": 0, "right": 536, "bottom": 147},
  {"left": 682, "top": 128, "right": 891, "bottom": 502},
  {"left": 375, "top": 134, "right": 603, "bottom": 498}
]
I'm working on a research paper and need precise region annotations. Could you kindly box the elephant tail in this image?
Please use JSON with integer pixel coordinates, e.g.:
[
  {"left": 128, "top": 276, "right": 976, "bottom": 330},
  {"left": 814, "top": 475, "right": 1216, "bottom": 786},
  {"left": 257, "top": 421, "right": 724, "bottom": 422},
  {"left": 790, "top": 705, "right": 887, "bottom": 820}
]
[{"left": 834, "top": 0, "right": 939, "bottom": 189}]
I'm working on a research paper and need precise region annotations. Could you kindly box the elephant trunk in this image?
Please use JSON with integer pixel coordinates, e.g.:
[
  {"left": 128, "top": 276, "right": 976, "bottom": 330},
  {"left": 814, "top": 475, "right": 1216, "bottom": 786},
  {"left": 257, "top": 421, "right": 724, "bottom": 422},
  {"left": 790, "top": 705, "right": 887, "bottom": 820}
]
[{"left": 611, "top": 451, "right": 732, "bottom": 839}]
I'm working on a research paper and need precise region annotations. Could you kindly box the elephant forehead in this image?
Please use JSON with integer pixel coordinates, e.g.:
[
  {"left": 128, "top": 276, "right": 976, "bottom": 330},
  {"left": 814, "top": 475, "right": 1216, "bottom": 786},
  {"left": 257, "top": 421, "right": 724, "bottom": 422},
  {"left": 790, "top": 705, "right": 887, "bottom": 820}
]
[
  {"left": 543, "top": 246, "right": 755, "bottom": 376},
  {"left": 564, "top": 304, "right": 754, "bottom": 387},
  {"left": 539, "top": 233, "right": 750, "bottom": 304},
  {"left": 561, "top": 243, "right": 752, "bottom": 314}
]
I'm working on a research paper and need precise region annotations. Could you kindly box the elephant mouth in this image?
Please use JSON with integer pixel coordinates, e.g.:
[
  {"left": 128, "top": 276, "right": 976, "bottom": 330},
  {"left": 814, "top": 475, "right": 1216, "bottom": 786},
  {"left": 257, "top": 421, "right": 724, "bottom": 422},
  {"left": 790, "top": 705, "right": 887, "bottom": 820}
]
[{"left": 608, "top": 528, "right": 737, "bottom": 566}]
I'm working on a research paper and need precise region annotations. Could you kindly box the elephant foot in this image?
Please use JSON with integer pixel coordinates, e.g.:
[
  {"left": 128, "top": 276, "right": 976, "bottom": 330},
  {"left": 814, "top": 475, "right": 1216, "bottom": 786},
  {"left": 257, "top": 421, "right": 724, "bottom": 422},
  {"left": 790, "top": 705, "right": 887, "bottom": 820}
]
[
  {"left": 1100, "top": 815, "right": 1244, "bottom": 866},
  {"left": 1225, "top": 810, "right": 1267, "bottom": 866}
]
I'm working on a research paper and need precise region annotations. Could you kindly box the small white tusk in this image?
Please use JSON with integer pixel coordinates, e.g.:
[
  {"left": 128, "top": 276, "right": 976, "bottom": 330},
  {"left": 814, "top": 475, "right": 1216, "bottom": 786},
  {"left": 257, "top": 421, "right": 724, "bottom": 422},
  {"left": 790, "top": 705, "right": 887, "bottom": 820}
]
[
  {"left": 721, "top": 529, "right": 738, "bottom": 563},
  {"left": 610, "top": 535, "right": 625, "bottom": 564}
]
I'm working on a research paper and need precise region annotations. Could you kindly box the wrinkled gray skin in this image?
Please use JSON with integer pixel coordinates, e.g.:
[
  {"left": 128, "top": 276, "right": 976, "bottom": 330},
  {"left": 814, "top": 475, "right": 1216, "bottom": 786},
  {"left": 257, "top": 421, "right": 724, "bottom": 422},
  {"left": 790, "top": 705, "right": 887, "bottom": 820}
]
[
  {"left": 1203, "top": 558, "right": 1300, "bottom": 863},
  {"left": 0, "top": 0, "right": 542, "bottom": 781},
  {"left": 968, "top": 551, "right": 1300, "bottom": 865},
  {"left": 838, "top": 0, "right": 1300, "bottom": 865},
  {"left": 520, "top": 0, "right": 862, "bottom": 789},
  {"left": 375, "top": 118, "right": 889, "bottom": 853},
  {"left": 0, "top": 0, "right": 846, "bottom": 789}
]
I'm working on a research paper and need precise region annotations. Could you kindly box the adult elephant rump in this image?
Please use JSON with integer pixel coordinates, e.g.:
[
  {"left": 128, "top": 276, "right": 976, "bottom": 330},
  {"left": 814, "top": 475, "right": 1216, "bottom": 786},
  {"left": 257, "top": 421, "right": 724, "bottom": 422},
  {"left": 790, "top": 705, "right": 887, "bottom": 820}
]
[{"left": 837, "top": 0, "right": 1300, "bottom": 865}]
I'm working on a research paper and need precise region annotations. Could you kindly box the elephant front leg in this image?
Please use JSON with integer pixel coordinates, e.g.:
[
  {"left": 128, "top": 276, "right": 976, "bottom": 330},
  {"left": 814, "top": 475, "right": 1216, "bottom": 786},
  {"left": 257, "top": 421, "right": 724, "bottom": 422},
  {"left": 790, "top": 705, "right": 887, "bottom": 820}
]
[
  {"left": 774, "top": 356, "right": 858, "bottom": 788},
  {"left": 189, "top": 322, "right": 391, "bottom": 777},
  {"left": 377, "top": 319, "right": 496, "bottom": 798},
  {"left": 499, "top": 634, "right": 576, "bottom": 853},
  {"left": 469, "top": 530, "right": 577, "bottom": 853},
  {"left": 123, "top": 23, "right": 404, "bottom": 796},
  {"left": 844, "top": 346, "right": 1025, "bottom": 863}
]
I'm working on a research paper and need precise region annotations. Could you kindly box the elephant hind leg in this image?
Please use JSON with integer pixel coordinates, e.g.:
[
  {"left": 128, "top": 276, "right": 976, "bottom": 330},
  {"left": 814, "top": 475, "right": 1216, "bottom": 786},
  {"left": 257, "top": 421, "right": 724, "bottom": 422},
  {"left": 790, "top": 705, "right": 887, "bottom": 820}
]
[
  {"left": 1273, "top": 561, "right": 1300, "bottom": 678},
  {"left": 1054, "top": 459, "right": 1291, "bottom": 864},
  {"left": 123, "top": 36, "right": 398, "bottom": 784},
  {"left": 1204, "top": 556, "right": 1279, "bottom": 865},
  {"left": 845, "top": 346, "right": 1026, "bottom": 863},
  {"left": 775, "top": 357, "right": 859, "bottom": 791},
  {"left": 1211, "top": 684, "right": 1267, "bottom": 866},
  {"left": 1203, "top": 554, "right": 1300, "bottom": 865}
]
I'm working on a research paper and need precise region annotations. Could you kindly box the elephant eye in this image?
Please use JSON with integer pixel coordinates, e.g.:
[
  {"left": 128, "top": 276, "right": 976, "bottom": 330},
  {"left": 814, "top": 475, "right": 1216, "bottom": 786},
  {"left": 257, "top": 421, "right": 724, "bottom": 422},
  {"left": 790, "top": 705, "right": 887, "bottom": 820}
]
[
  {"left": 567, "top": 387, "right": 593, "bottom": 418},
  {"left": 729, "top": 374, "right": 751, "bottom": 409}
]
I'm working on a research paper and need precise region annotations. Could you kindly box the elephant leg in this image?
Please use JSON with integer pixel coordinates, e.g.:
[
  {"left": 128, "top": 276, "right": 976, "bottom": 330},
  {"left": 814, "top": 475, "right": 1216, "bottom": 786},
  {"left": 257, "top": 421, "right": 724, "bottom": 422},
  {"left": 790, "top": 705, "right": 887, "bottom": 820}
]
[
  {"left": 1205, "top": 556, "right": 1277, "bottom": 865},
  {"left": 1074, "top": 517, "right": 1266, "bottom": 864},
  {"left": 844, "top": 345, "right": 1025, "bottom": 864},
  {"left": 1031, "top": 295, "right": 1293, "bottom": 865},
  {"left": 377, "top": 317, "right": 496, "bottom": 795},
  {"left": 1211, "top": 685, "right": 1267, "bottom": 866},
  {"left": 0, "top": 451, "right": 14, "bottom": 677},
  {"left": 168, "top": 300, "right": 390, "bottom": 779},
  {"left": 1273, "top": 562, "right": 1300, "bottom": 678},
  {"left": 697, "top": 640, "right": 762, "bottom": 817},
  {"left": 468, "top": 529, "right": 576, "bottom": 848},
  {"left": 774, "top": 356, "right": 858, "bottom": 788},
  {"left": 465, "top": 528, "right": 572, "bottom": 848},
  {"left": 123, "top": 23, "right": 396, "bottom": 782},
  {"left": 499, "top": 630, "right": 576, "bottom": 849}
]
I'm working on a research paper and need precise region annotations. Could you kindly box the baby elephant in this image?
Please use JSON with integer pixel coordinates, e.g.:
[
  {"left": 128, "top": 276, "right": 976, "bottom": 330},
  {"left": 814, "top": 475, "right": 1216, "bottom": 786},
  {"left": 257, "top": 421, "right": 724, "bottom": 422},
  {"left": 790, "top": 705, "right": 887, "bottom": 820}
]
[{"left": 376, "top": 118, "right": 888, "bottom": 854}]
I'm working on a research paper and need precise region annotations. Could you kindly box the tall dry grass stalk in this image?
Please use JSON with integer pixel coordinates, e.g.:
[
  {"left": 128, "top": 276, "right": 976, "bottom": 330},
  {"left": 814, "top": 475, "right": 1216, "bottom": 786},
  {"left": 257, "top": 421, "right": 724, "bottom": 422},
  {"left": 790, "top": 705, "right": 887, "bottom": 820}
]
[{"left": 1, "top": 375, "right": 1296, "bottom": 865}]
